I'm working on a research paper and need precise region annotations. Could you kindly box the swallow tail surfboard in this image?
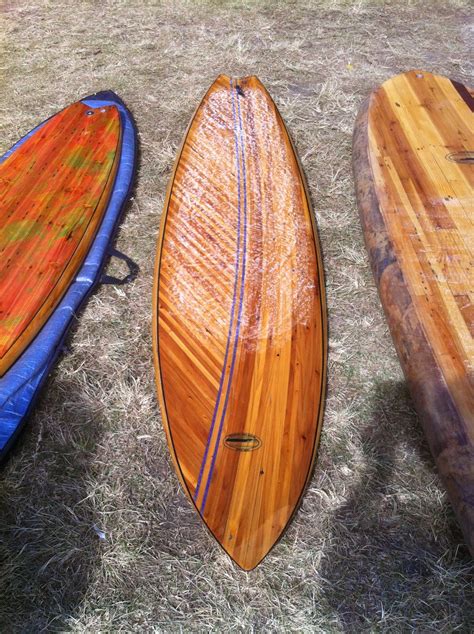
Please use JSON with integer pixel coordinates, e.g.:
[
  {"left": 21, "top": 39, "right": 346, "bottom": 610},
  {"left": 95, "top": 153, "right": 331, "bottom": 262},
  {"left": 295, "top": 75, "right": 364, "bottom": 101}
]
[
  {"left": 353, "top": 70, "right": 474, "bottom": 555},
  {"left": 0, "top": 91, "right": 137, "bottom": 460},
  {"left": 153, "top": 75, "right": 327, "bottom": 569}
]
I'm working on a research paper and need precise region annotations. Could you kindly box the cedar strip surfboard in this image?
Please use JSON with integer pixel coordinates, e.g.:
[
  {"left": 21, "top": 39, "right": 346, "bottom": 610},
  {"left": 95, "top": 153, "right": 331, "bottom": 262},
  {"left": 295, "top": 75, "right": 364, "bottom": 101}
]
[
  {"left": 153, "top": 75, "right": 327, "bottom": 570},
  {"left": 0, "top": 101, "right": 121, "bottom": 375},
  {"left": 353, "top": 70, "right": 474, "bottom": 555}
]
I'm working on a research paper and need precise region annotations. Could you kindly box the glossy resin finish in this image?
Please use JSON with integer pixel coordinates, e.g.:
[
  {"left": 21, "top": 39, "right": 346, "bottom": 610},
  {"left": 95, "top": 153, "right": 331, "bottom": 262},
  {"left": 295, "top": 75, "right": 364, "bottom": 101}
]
[
  {"left": 353, "top": 71, "right": 474, "bottom": 555},
  {"left": 154, "top": 75, "right": 327, "bottom": 570},
  {"left": 0, "top": 101, "right": 121, "bottom": 375}
]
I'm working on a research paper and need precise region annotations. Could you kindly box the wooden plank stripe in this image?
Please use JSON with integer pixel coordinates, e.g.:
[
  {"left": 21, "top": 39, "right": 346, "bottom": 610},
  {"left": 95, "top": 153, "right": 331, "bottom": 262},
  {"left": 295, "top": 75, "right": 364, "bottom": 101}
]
[{"left": 194, "top": 79, "right": 248, "bottom": 510}]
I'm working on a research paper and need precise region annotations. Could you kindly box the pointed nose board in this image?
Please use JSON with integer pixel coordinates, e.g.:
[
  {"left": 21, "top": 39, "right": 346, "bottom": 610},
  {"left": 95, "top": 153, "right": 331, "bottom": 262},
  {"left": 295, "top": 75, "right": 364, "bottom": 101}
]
[{"left": 154, "top": 75, "right": 327, "bottom": 569}]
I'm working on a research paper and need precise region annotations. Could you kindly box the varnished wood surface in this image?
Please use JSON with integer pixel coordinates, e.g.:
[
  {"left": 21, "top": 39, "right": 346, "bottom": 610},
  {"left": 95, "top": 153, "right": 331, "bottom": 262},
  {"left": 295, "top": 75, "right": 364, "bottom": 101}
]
[
  {"left": 353, "top": 70, "right": 473, "bottom": 555},
  {"left": 0, "top": 101, "right": 121, "bottom": 375},
  {"left": 153, "top": 75, "right": 327, "bottom": 570}
]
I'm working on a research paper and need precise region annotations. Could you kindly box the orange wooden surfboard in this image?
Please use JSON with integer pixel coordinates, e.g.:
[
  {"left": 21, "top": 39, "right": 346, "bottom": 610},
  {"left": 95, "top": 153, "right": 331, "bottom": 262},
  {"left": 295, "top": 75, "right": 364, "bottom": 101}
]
[
  {"left": 353, "top": 71, "right": 474, "bottom": 555},
  {"left": 153, "top": 75, "right": 327, "bottom": 570},
  {"left": 0, "top": 100, "right": 121, "bottom": 376}
]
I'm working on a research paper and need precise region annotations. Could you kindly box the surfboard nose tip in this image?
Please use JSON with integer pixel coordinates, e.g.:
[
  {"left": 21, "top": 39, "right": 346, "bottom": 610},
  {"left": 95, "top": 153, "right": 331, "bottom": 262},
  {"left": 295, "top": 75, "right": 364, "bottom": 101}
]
[
  {"left": 86, "top": 90, "right": 124, "bottom": 106},
  {"left": 215, "top": 74, "right": 262, "bottom": 88}
]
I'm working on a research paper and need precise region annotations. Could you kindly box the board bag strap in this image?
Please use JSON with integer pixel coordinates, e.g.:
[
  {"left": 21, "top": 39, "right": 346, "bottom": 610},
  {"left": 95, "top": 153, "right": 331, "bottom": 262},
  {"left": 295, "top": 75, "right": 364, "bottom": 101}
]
[{"left": 100, "top": 247, "right": 139, "bottom": 285}]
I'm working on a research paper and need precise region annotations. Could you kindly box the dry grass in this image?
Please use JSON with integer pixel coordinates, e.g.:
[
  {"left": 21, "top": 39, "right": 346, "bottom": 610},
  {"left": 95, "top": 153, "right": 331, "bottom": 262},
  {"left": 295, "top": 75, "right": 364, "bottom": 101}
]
[{"left": 0, "top": 0, "right": 473, "bottom": 631}]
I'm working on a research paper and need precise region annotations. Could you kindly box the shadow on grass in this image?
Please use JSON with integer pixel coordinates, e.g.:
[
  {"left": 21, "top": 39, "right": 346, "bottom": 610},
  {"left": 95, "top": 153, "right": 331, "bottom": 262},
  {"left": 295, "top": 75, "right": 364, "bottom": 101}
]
[
  {"left": 0, "top": 374, "right": 105, "bottom": 631},
  {"left": 319, "top": 380, "right": 473, "bottom": 631},
  {"left": 0, "top": 127, "right": 141, "bottom": 630}
]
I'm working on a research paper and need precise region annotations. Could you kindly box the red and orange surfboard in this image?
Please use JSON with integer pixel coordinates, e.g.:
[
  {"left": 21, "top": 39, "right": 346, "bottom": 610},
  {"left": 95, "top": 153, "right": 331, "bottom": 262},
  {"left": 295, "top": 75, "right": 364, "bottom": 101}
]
[
  {"left": 0, "top": 100, "right": 121, "bottom": 376},
  {"left": 0, "top": 91, "right": 137, "bottom": 459}
]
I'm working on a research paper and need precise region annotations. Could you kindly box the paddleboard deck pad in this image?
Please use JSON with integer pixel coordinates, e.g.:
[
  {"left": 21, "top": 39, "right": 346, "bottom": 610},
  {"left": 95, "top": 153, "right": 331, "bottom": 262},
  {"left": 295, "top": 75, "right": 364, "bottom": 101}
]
[
  {"left": 154, "top": 75, "right": 327, "bottom": 569},
  {"left": 0, "top": 91, "right": 137, "bottom": 460},
  {"left": 353, "top": 71, "right": 473, "bottom": 555}
]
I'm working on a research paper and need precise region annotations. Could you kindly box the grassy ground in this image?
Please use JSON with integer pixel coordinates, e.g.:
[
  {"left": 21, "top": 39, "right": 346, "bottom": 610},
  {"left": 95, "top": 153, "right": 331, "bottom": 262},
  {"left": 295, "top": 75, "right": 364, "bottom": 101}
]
[{"left": 0, "top": 0, "right": 473, "bottom": 631}]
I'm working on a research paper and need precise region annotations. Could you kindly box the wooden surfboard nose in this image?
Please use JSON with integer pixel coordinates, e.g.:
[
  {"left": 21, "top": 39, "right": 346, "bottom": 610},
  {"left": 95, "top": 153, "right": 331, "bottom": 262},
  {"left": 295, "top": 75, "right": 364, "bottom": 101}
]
[
  {"left": 353, "top": 70, "right": 474, "bottom": 557},
  {"left": 153, "top": 74, "right": 327, "bottom": 570}
]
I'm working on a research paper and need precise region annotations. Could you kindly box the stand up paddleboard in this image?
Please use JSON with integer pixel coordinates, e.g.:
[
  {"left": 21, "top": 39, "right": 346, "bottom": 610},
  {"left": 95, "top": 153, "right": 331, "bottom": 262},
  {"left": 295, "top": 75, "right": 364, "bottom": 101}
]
[
  {"left": 353, "top": 71, "right": 473, "bottom": 555},
  {"left": 153, "top": 75, "right": 327, "bottom": 569},
  {"left": 0, "top": 91, "right": 137, "bottom": 460}
]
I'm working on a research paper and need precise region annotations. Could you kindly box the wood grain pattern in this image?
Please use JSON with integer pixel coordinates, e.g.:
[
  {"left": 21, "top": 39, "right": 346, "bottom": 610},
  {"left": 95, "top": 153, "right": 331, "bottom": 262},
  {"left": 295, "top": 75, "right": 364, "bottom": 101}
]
[
  {"left": 153, "top": 75, "right": 327, "bottom": 570},
  {"left": 353, "top": 70, "right": 474, "bottom": 555},
  {"left": 0, "top": 101, "right": 121, "bottom": 375}
]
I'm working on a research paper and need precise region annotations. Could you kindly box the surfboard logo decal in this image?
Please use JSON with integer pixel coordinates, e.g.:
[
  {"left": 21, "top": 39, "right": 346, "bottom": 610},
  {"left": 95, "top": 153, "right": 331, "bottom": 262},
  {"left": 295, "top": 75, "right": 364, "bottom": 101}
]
[
  {"left": 224, "top": 434, "right": 261, "bottom": 452},
  {"left": 193, "top": 79, "right": 248, "bottom": 513},
  {"left": 446, "top": 151, "right": 474, "bottom": 164}
]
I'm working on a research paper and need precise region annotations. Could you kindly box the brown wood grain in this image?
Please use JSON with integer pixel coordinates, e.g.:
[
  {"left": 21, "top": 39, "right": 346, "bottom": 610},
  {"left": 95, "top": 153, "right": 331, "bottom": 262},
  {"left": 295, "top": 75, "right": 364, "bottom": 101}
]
[
  {"left": 353, "top": 70, "right": 474, "bottom": 556},
  {"left": 153, "top": 75, "right": 327, "bottom": 570}
]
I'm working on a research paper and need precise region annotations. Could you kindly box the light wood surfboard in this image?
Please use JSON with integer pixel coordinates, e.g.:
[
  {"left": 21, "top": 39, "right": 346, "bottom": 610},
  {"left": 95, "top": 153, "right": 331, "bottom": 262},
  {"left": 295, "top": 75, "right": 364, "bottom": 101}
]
[
  {"left": 153, "top": 75, "right": 327, "bottom": 570},
  {"left": 353, "top": 70, "right": 473, "bottom": 555}
]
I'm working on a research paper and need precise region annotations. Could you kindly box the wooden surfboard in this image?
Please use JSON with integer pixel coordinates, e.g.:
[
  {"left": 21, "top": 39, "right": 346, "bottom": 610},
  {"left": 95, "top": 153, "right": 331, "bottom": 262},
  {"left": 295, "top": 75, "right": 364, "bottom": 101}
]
[
  {"left": 353, "top": 70, "right": 473, "bottom": 555},
  {"left": 153, "top": 75, "right": 327, "bottom": 570},
  {"left": 0, "top": 99, "right": 122, "bottom": 376}
]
